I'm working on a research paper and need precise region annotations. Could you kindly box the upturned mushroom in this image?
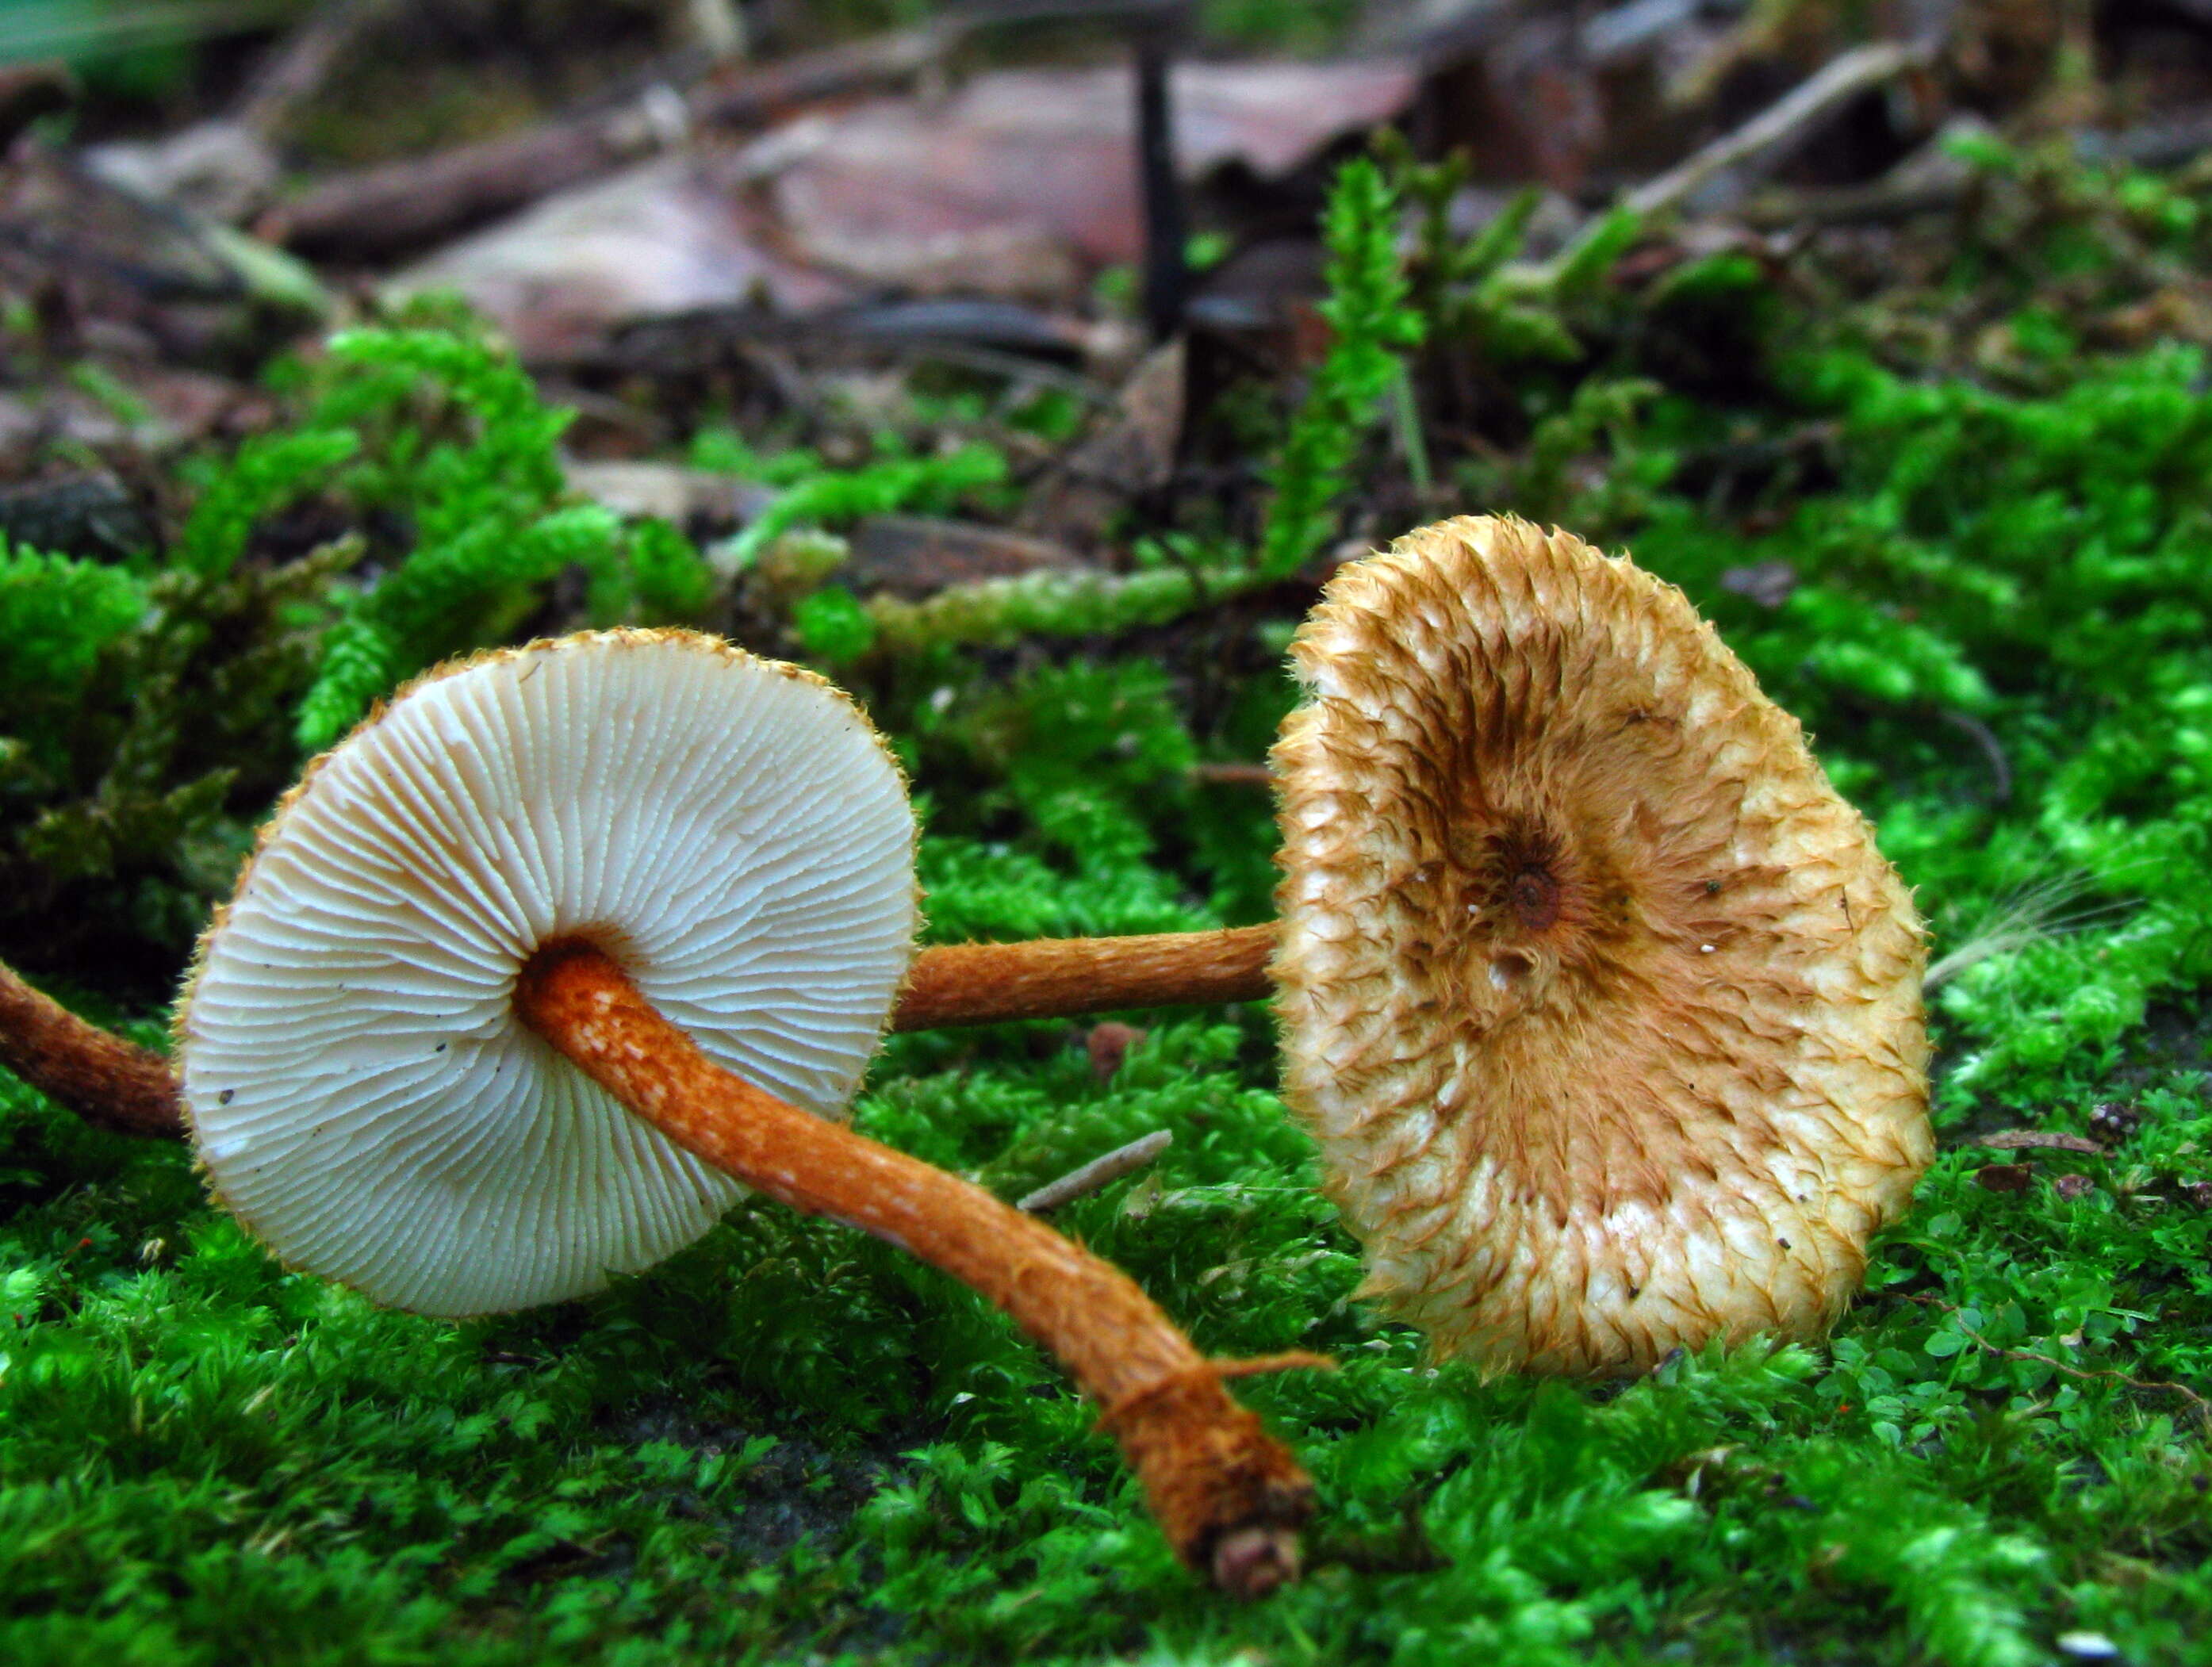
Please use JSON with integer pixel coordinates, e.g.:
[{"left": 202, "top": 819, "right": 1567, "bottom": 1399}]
[
  {"left": 174, "top": 628, "right": 1313, "bottom": 1594},
  {"left": 1271, "top": 516, "right": 1930, "bottom": 1373},
  {"left": 819, "top": 517, "right": 1935, "bottom": 1373}
]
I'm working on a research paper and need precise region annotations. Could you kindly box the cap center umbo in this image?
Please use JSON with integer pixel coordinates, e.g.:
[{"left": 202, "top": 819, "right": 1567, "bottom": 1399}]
[
  {"left": 1439, "top": 812, "right": 1653, "bottom": 1003},
  {"left": 1483, "top": 824, "right": 1570, "bottom": 935},
  {"left": 1483, "top": 829, "right": 1569, "bottom": 993},
  {"left": 1401, "top": 817, "right": 1589, "bottom": 996},
  {"left": 1506, "top": 864, "right": 1562, "bottom": 933}
]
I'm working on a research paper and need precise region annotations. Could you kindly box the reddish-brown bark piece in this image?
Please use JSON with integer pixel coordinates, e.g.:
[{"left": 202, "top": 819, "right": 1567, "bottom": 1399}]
[
  {"left": 0, "top": 959, "right": 181, "bottom": 1137},
  {"left": 514, "top": 939, "right": 1314, "bottom": 1595},
  {"left": 1976, "top": 1129, "right": 2103, "bottom": 1155},
  {"left": 891, "top": 925, "right": 1274, "bottom": 1032}
]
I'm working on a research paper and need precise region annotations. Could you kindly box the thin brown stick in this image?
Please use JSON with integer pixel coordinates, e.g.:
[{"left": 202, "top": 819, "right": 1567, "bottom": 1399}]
[
  {"left": 1190, "top": 761, "right": 1273, "bottom": 788},
  {"left": 266, "top": 26, "right": 951, "bottom": 258},
  {"left": 894, "top": 924, "right": 1275, "bottom": 1033},
  {"left": 232, "top": 0, "right": 397, "bottom": 138},
  {"left": 1019, "top": 1129, "right": 1173, "bottom": 1213},
  {"left": 1620, "top": 40, "right": 1927, "bottom": 222},
  {"left": 0, "top": 960, "right": 181, "bottom": 1137},
  {"left": 514, "top": 939, "right": 1313, "bottom": 1593}
]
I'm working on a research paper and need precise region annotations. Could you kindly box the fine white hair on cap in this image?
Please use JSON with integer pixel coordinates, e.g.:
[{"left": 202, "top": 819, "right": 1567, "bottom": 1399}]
[{"left": 178, "top": 630, "right": 918, "bottom": 1318}]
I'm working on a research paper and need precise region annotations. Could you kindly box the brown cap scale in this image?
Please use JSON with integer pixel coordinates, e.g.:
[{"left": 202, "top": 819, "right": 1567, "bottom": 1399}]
[
  {"left": 1270, "top": 515, "right": 1932, "bottom": 1374},
  {"left": 174, "top": 629, "right": 1313, "bottom": 1592}
]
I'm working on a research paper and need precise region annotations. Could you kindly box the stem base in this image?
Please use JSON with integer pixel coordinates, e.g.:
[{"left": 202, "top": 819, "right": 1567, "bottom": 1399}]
[{"left": 514, "top": 939, "right": 1315, "bottom": 1592}]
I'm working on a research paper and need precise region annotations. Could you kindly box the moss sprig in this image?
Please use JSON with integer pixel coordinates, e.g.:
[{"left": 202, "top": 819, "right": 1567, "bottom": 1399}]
[{"left": 1256, "top": 156, "right": 1425, "bottom": 579}]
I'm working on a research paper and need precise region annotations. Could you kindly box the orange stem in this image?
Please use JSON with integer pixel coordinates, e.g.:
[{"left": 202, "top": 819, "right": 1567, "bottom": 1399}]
[
  {"left": 513, "top": 940, "right": 1315, "bottom": 1594},
  {"left": 0, "top": 958, "right": 181, "bottom": 1137},
  {"left": 0, "top": 927, "right": 1283, "bottom": 1144},
  {"left": 892, "top": 924, "right": 1275, "bottom": 1032}
]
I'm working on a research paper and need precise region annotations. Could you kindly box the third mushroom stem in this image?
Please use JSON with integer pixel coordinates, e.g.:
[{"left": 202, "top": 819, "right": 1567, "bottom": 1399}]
[
  {"left": 515, "top": 937, "right": 1317, "bottom": 1598},
  {"left": 893, "top": 923, "right": 1276, "bottom": 1030}
]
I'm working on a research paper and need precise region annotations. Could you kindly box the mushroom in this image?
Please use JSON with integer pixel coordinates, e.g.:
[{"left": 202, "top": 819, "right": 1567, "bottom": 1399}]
[
  {"left": 892, "top": 925, "right": 1275, "bottom": 1031},
  {"left": 175, "top": 628, "right": 1313, "bottom": 1594},
  {"left": 1273, "top": 516, "right": 1931, "bottom": 1373},
  {"left": 821, "top": 517, "right": 1936, "bottom": 1372}
]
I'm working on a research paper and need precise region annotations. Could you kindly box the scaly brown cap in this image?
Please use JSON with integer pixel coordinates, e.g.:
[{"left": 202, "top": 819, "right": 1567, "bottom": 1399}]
[{"left": 1271, "top": 516, "right": 1930, "bottom": 1374}]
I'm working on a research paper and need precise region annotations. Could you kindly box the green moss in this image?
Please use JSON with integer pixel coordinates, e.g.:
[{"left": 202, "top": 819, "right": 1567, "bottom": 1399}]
[
  {"left": 717, "top": 443, "right": 1007, "bottom": 573},
  {"left": 4, "top": 1016, "right": 2207, "bottom": 1662},
  {"left": 0, "top": 539, "right": 144, "bottom": 711},
  {"left": 1257, "top": 155, "right": 1424, "bottom": 579}
]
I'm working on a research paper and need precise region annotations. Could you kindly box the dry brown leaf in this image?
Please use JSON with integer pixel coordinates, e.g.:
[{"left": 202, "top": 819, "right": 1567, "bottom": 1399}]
[
  {"left": 772, "top": 59, "right": 1418, "bottom": 283},
  {"left": 1976, "top": 1129, "right": 2104, "bottom": 1155},
  {"left": 392, "top": 152, "right": 849, "bottom": 360},
  {"left": 842, "top": 515, "right": 1087, "bottom": 600}
]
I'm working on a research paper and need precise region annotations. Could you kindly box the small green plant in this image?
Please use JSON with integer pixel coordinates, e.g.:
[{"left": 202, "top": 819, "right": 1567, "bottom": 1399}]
[
  {"left": 1256, "top": 155, "right": 1425, "bottom": 579},
  {"left": 718, "top": 443, "right": 1007, "bottom": 574},
  {"left": 0, "top": 320, "right": 731, "bottom": 977}
]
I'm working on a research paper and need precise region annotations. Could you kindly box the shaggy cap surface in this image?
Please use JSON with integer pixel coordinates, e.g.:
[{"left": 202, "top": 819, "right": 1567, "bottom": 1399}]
[
  {"left": 179, "top": 630, "right": 918, "bottom": 1318},
  {"left": 1271, "top": 516, "right": 1930, "bottom": 1374}
]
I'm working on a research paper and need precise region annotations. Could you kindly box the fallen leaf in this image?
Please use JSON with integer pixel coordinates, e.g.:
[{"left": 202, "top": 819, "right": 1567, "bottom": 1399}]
[
  {"left": 843, "top": 515, "right": 1086, "bottom": 600},
  {"left": 1974, "top": 1163, "right": 2034, "bottom": 1194},
  {"left": 773, "top": 59, "right": 1419, "bottom": 282},
  {"left": 387, "top": 59, "right": 1415, "bottom": 347},
  {"left": 86, "top": 121, "right": 280, "bottom": 224},
  {"left": 563, "top": 458, "right": 778, "bottom": 531},
  {"left": 1020, "top": 339, "right": 1184, "bottom": 548},
  {"left": 392, "top": 151, "right": 849, "bottom": 360},
  {"left": 1977, "top": 1129, "right": 2103, "bottom": 1155}
]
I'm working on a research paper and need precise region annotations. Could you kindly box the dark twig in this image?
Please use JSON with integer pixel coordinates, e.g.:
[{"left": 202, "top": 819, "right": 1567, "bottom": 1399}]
[
  {"left": 1939, "top": 708, "right": 2011, "bottom": 803},
  {"left": 1133, "top": 5, "right": 1189, "bottom": 341},
  {"left": 1190, "top": 761, "right": 1272, "bottom": 788},
  {"left": 267, "top": 25, "right": 953, "bottom": 258}
]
